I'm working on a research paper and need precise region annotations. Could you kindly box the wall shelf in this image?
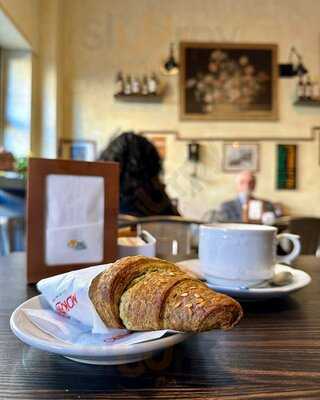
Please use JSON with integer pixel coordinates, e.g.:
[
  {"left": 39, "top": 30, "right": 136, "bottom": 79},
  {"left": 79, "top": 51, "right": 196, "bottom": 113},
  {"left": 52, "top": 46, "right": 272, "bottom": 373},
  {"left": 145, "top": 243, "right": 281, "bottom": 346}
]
[
  {"left": 294, "top": 99, "right": 320, "bottom": 107},
  {"left": 114, "top": 93, "right": 164, "bottom": 103}
]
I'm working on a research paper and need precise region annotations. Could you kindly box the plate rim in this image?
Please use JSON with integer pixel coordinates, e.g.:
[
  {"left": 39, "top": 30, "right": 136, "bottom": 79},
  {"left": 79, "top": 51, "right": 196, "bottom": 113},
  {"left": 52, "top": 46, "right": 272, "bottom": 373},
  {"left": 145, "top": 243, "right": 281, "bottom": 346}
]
[{"left": 10, "top": 295, "right": 191, "bottom": 358}]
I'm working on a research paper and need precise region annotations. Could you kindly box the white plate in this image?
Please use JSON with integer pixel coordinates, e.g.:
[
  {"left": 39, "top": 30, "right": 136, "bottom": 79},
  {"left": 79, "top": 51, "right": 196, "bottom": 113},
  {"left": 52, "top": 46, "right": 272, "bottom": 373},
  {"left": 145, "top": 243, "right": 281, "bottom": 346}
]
[
  {"left": 10, "top": 295, "right": 191, "bottom": 365},
  {"left": 178, "top": 259, "right": 311, "bottom": 300}
]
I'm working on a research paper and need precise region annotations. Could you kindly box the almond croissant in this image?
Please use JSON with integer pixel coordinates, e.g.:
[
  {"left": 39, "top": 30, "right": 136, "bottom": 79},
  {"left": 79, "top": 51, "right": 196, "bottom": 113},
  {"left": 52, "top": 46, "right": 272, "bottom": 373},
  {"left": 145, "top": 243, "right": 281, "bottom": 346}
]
[{"left": 89, "top": 256, "right": 243, "bottom": 332}]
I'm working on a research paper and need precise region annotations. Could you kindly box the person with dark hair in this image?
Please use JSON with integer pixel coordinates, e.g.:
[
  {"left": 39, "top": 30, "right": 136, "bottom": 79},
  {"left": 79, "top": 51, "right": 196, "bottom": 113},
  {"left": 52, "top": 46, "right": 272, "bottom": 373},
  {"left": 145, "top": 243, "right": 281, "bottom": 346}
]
[{"left": 99, "top": 132, "right": 179, "bottom": 217}]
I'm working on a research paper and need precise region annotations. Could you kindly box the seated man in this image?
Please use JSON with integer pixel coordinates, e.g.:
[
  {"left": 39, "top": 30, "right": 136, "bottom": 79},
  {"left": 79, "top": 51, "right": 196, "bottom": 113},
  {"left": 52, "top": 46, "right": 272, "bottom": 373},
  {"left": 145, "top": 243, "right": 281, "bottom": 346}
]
[{"left": 217, "top": 170, "right": 275, "bottom": 223}]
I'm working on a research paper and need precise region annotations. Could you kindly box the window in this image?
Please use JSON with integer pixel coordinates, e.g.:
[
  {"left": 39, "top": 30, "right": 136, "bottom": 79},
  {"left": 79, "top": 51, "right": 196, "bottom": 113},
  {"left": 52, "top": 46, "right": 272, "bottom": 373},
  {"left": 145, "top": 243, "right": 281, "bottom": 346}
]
[{"left": 0, "top": 49, "right": 31, "bottom": 157}]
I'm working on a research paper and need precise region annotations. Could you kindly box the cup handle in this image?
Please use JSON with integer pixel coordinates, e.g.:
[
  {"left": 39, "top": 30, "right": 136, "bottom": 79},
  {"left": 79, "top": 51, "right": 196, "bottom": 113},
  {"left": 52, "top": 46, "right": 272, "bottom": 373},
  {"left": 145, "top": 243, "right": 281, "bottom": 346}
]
[{"left": 276, "top": 233, "right": 301, "bottom": 264}]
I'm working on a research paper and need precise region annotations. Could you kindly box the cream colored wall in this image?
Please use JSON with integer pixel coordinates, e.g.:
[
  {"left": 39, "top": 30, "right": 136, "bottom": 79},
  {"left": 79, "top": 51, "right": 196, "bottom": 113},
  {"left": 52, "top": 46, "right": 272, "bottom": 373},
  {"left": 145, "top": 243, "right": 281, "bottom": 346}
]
[
  {"left": 60, "top": 0, "right": 320, "bottom": 218},
  {"left": 37, "top": 0, "right": 63, "bottom": 158},
  {"left": 0, "top": 0, "right": 39, "bottom": 51},
  {"left": 0, "top": 9, "right": 31, "bottom": 49}
]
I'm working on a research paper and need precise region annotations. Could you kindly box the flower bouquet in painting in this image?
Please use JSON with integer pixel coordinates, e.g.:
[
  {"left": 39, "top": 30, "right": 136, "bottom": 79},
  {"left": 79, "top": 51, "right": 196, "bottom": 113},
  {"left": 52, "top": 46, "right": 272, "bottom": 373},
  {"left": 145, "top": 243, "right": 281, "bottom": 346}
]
[{"left": 180, "top": 43, "right": 278, "bottom": 121}]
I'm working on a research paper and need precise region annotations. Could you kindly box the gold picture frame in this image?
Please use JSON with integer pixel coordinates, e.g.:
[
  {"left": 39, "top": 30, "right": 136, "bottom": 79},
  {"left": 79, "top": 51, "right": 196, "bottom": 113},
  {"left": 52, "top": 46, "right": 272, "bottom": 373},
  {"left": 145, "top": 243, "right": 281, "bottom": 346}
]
[
  {"left": 179, "top": 42, "right": 278, "bottom": 121},
  {"left": 139, "top": 131, "right": 177, "bottom": 160}
]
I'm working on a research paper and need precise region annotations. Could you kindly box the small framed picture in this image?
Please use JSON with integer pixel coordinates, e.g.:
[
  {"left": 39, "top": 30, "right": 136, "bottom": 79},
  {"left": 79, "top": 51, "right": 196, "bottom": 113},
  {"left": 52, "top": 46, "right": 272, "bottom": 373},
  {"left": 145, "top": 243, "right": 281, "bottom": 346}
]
[
  {"left": 139, "top": 131, "right": 176, "bottom": 160},
  {"left": 276, "top": 144, "right": 297, "bottom": 190},
  {"left": 59, "top": 139, "right": 97, "bottom": 161},
  {"left": 223, "top": 142, "right": 259, "bottom": 172}
]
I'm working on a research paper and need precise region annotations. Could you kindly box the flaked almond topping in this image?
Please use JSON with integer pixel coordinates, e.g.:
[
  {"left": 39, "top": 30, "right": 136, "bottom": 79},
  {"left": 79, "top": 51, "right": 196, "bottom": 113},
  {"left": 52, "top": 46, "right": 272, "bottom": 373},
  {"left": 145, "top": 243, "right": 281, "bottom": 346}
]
[
  {"left": 169, "top": 272, "right": 175, "bottom": 276},
  {"left": 189, "top": 286, "right": 196, "bottom": 289},
  {"left": 174, "top": 301, "right": 182, "bottom": 308},
  {"left": 181, "top": 292, "right": 188, "bottom": 297},
  {"left": 198, "top": 301, "right": 206, "bottom": 307},
  {"left": 187, "top": 308, "right": 192, "bottom": 316},
  {"left": 185, "top": 303, "right": 193, "bottom": 308},
  {"left": 194, "top": 293, "right": 200, "bottom": 298}
]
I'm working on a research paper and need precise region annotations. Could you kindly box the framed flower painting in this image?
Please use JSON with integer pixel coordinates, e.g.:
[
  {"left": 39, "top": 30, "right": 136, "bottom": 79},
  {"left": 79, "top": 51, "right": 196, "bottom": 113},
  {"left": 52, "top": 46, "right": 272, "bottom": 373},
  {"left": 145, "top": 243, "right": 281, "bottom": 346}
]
[{"left": 179, "top": 42, "right": 278, "bottom": 121}]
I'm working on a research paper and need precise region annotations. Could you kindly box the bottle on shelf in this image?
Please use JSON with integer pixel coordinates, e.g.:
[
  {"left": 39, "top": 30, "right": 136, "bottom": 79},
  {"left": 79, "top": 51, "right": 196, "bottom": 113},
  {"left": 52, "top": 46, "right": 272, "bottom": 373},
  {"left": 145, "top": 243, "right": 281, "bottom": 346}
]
[
  {"left": 115, "top": 71, "right": 124, "bottom": 95},
  {"left": 124, "top": 75, "right": 132, "bottom": 95},
  {"left": 296, "top": 75, "right": 305, "bottom": 101},
  {"left": 132, "top": 76, "right": 141, "bottom": 94},
  {"left": 141, "top": 75, "right": 149, "bottom": 95},
  {"left": 148, "top": 73, "right": 159, "bottom": 95},
  {"left": 305, "top": 75, "right": 313, "bottom": 100}
]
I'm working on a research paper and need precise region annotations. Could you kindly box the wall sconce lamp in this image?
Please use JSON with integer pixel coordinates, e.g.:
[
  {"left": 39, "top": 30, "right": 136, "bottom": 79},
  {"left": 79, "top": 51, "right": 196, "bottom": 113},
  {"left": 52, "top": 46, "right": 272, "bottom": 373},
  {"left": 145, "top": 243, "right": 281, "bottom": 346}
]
[
  {"left": 161, "top": 43, "right": 179, "bottom": 76},
  {"left": 279, "top": 46, "right": 308, "bottom": 78}
]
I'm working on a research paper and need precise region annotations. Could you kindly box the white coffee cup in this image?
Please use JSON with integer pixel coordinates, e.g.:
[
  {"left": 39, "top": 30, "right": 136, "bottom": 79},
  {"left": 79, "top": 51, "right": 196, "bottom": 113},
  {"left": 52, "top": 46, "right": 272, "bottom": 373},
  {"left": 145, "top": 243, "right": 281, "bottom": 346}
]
[{"left": 199, "top": 223, "right": 301, "bottom": 288}]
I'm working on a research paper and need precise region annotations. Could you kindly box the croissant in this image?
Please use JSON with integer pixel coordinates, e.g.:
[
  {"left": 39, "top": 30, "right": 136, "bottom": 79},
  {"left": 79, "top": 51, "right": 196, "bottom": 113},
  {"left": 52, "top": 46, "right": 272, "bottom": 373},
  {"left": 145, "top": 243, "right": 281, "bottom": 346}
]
[{"left": 89, "top": 256, "right": 243, "bottom": 332}]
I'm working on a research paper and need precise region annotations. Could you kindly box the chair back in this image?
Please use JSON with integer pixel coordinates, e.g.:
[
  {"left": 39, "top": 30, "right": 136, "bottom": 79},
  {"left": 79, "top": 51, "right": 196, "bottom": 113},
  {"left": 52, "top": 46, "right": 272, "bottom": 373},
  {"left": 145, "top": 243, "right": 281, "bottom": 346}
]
[
  {"left": 118, "top": 216, "right": 203, "bottom": 258},
  {"left": 0, "top": 216, "right": 25, "bottom": 256},
  {"left": 288, "top": 217, "right": 320, "bottom": 255}
]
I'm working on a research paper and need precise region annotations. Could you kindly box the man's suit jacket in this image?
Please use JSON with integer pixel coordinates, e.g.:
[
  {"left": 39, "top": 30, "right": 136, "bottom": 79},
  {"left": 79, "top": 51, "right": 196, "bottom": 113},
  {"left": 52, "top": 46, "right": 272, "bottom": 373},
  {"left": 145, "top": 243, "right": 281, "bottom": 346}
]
[{"left": 217, "top": 197, "right": 275, "bottom": 222}]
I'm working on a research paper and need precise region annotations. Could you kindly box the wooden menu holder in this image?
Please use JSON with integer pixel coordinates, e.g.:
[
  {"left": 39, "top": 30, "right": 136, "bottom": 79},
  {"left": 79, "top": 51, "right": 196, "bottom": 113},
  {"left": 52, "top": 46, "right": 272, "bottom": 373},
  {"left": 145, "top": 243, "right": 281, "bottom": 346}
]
[
  {"left": 242, "top": 199, "right": 265, "bottom": 224},
  {"left": 248, "top": 199, "right": 265, "bottom": 224},
  {"left": 27, "top": 158, "right": 119, "bottom": 283}
]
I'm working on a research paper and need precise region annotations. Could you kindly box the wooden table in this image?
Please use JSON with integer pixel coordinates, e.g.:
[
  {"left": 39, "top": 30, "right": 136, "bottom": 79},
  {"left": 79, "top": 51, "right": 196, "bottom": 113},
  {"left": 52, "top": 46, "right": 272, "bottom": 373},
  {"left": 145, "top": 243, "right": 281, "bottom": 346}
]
[{"left": 1, "top": 253, "right": 320, "bottom": 399}]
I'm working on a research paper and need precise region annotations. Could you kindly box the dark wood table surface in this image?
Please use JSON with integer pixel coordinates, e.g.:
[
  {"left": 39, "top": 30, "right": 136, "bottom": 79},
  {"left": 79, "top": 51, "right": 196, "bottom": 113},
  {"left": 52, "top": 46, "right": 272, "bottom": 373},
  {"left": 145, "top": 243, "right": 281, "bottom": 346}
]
[{"left": 1, "top": 253, "right": 320, "bottom": 399}]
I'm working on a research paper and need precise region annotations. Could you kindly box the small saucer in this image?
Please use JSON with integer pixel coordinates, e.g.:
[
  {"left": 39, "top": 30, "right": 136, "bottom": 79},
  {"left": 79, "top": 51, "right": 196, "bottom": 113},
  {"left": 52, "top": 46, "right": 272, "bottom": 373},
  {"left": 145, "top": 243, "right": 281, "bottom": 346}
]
[{"left": 177, "top": 259, "right": 311, "bottom": 301}]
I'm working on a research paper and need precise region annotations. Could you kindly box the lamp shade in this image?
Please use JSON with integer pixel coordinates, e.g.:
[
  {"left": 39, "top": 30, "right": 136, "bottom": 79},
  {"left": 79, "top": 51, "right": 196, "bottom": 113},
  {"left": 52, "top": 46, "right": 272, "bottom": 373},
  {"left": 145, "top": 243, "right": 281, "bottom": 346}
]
[{"left": 162, "top": 43, "right": 179, "bottom": 75}]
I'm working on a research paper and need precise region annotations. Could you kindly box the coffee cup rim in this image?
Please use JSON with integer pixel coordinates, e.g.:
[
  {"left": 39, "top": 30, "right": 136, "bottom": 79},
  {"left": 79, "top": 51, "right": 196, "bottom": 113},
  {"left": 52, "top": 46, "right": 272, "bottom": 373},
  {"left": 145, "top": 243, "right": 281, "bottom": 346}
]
[{"left": 200, "top": 223, "right": 277, "bottom": 232}]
